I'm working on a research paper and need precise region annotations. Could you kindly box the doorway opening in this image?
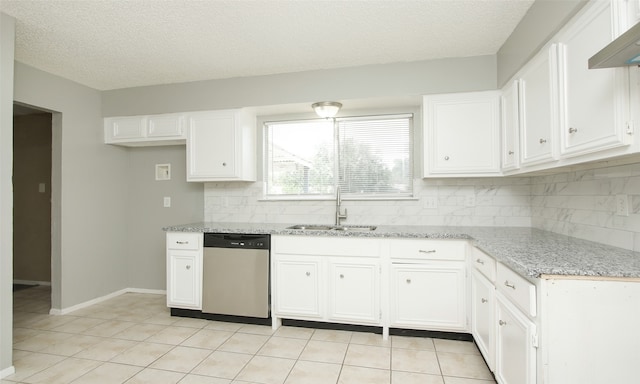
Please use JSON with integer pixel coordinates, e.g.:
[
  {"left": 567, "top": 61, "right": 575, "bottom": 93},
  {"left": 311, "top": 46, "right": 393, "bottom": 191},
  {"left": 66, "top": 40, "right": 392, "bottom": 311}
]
[{"left": 12, "top": 102, "right": 60, "bottom": 313}]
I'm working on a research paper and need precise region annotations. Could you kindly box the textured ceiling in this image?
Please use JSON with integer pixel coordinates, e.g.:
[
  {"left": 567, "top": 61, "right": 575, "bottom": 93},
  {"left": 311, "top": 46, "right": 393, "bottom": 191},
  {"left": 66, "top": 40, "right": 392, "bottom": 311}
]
[{"left": 0, "top": 0, "right": 534, "bottom": 91}]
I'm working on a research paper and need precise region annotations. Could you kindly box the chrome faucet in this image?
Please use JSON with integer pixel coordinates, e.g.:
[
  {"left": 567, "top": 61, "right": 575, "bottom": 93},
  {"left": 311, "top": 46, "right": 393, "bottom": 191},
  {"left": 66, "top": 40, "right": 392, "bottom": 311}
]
[{"left": 335, "top": 188, "right": 348, "bottom": 225}]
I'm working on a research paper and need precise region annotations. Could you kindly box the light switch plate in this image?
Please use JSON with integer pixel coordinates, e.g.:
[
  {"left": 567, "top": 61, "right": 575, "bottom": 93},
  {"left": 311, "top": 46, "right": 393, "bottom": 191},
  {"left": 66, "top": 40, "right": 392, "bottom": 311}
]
[
  {"left": 423, "top": 197, "right": 438, "bottom": 209},
  {"left": 163, "top": 196, "right": 171, "bottom": 208},
  {"left": 616, "top": 194, "right": 629, "bottom": 216}
]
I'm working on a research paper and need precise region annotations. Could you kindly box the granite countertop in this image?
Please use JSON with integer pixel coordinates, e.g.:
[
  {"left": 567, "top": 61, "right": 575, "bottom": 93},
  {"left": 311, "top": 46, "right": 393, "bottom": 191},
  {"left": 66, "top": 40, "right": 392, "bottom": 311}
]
[{"left": 164, "top": 222, "right": 640, "bottom": 280}]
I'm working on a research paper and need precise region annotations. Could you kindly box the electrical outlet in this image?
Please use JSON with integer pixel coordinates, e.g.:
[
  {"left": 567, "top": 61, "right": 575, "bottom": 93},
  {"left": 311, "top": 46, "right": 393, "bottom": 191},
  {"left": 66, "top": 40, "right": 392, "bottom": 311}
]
[
  {"left": 163, "top": 196, "right": 171, "bottom": 208},
  {"left": 616, "top": 194, "right": 629, "bottom": 216},
  {"left": 424, "top": 197, "right": 438, "bottom": 209},
  {"left": 465, "top": 195, "right": 476, "bottom": 207}
]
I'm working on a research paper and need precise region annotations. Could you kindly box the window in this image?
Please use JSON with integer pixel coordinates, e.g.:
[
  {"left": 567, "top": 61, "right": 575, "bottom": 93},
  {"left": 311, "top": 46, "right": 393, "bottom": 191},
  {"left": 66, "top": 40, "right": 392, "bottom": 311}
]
[{"left": 265, "top": 114, "right": 413, "bottom": 199}]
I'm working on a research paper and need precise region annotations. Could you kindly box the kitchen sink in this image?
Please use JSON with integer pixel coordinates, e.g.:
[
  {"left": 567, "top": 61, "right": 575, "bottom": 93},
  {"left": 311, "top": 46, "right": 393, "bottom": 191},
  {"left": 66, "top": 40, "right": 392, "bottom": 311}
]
[
  {"left": 287, "top": 224, "right": 377, "bottom": 231},
  {"left": 287, "top": 225, "right": 336, "bottom": 230},
  {"left": 332, "top": 225, "right": 377, "bottom": 231}
]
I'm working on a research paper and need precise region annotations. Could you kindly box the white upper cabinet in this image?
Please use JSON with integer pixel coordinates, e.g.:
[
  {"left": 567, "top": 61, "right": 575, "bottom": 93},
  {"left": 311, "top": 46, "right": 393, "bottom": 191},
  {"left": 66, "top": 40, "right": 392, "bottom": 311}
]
[
  {"left": 423, "top": 91, "right": 501, "bottom": 177},
  {"left": 501, "top": 80, "right": 520, "bottom": 171},
  {"left": 186, "top": 109, "right": 256, "bottom": 182},
  {"left": 518, "top": 44, "right": 559, "bottom": 166},
  {"left": 557, "top": 0, "right": 632, "bottom": 158},
  {"left": 104, "top": 113, "right": 186, "bottom": 146}
]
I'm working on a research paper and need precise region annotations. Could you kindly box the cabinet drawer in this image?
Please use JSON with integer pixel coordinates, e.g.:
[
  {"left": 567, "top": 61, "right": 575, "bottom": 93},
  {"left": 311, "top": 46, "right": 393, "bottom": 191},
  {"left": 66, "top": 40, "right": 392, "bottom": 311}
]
[
  {"left": 167, "top": 233, "right": 201, "bottom": 250},
  {"left": 389, "top": 239, "right": 466, "bottom": 261},
  {"left": 472, "top": 248, "right": 496, "bottom": 282},
  {"left": 497, "top": 263, "right": 536, "bottom": 317},
  {"left": 273, "top": 236, "right": 381, "bottom": 257}
]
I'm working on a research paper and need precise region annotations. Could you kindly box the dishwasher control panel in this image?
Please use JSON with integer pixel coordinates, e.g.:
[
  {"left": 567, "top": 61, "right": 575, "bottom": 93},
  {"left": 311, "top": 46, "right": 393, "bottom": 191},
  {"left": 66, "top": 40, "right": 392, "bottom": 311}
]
[{"left": 204, "top": 233, "right": 270, "bottom": 250}]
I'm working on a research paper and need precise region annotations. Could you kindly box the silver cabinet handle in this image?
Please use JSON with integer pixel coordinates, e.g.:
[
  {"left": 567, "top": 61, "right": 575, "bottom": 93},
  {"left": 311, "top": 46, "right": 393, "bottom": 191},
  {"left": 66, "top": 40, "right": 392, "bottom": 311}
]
[
  {"left": 504, "top": 280, "right": 516, "bottom": 289},
  {"left": 339, "top": 274, "right": 344, "bottom": 279},
  {"left": 306, "top": 272, "right": 311, "bottom": 277},
  {"left": 186, "top": 265, "right": 191, "bottom": 270},
  {"left": 444, "top": 156, "right": 450, "bottom": 160},
  {"left": 481, "top": 298, "right": 488, "bottom": 303},
  {"left": 419, "top": 249, "right": 436, "bottom": 254},
  {"left": 176, "top": 241, "right": 189, "bottom": 245},
  {"left": 406, "top": 279, "right": 412, "bottom": 284},
  {"left": 499, "top": 320, "right": 507, "bottom": 326},
  {"left": 569, "top": 127, "right": 578, "bottom": 133},
  {"left": 475, "top": 258, "right": 485, "bottom": 265},
  {"left": 508, "top": 150, "right": 514, "bottom": 155},
  {"left": 222, "top": 162, "right": 227, "bottom": 166},
  {"left": 539, "top": 138, "right": 547, "bottom": 144}
]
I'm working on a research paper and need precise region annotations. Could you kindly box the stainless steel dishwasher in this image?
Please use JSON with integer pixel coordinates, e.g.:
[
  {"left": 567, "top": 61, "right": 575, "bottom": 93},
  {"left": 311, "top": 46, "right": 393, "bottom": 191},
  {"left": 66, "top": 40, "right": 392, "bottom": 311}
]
[{"left": 202, "top": 233, "right": 270, "bottom": 318}]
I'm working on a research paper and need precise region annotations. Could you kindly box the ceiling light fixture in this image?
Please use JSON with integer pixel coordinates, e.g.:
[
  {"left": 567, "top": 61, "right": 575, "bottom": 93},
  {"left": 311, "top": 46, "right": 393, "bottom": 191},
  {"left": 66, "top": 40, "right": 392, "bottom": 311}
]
[{"left": 312, "top": 101, "right": 342, "bottom": 119}]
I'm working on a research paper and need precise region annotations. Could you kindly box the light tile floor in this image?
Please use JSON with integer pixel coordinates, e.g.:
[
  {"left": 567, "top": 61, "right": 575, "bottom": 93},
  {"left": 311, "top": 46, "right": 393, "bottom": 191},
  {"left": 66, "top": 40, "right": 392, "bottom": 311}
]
[{"left": 4, "top": 286, "right": 496, "bottom": 384}]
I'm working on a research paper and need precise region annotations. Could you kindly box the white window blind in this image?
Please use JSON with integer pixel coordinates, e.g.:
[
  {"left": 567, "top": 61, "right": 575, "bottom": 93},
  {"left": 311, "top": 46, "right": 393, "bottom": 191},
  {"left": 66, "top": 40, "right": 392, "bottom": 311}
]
[
  {"left": 337, "top": 115, "right": 413, "bottom": 197},
  {"left": 265, "top": 114, "right": 412, "bottom": 199}
]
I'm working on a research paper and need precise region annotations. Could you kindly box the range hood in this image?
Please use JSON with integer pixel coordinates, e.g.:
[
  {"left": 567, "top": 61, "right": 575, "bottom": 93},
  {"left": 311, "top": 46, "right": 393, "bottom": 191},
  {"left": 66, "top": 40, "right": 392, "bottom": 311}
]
[{"left": 589, "top": 21, "right": 640, "bottom": 69}]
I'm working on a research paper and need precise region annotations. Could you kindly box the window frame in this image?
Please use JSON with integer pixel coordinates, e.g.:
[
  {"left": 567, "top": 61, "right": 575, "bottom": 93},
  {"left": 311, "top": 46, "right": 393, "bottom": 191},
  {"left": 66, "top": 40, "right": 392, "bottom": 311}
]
[{"left": 263, "top": 113, "right": 414, "bottom": 201}]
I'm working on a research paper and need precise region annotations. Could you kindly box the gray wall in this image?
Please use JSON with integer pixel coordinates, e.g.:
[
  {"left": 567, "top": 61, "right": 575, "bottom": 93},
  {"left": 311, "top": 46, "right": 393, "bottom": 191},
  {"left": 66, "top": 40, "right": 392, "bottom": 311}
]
[
  {"left": 13, "top": 113, "right": 52, "bottom": 283},
  {"left": 0, "top": 12, "right": 15, "bottom": 376},
  {"left": 126, "top": 146, "right": 203, "bottom": 289},
  {"left": 102, "top": 55, "right": 497, "bottom": 116},
  {"left": 497, "top": 0, "right": 587, "bottom": 87},
  {"left": 13, "top": 62, "right": 130, "bottom": 310}
]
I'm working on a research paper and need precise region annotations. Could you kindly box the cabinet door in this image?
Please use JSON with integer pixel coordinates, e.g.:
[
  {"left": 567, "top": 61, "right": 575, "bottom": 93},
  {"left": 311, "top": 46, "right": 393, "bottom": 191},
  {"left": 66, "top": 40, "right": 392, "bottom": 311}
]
[
  {"left": 167, "top": 251, "right": 201, "bottom": 309},
  {"left": 391, "top": 263, "right": 466, "bottom": 331},
  {"left": 273, "top": 258, "right": 322, "bottom": 318},
  {"left": 328, "top": 260, "right": 380, "bottom": 324},
  {"left": 104, "top": 116, "right": 146, "bottom": 142},
  {"left": 423, "top": 91, "right": 501, "bottom": 177},
  {"left": 558, "top": 1, "right": 631, "bottom": 157},
  {"left": 148, "top": 114, "right": 185, "bottom": 138},
  {"left": 519, "top": 45, "right": 559, "bottom": 166},
  {"left": 495, "top": 292, "right": 537, "bottom": 384},
  {"left": 501, "top": 80, "right": 520, "bottom": 171},
  {"left": 471, "top": 271, "right": 495, "bottom": 371},
  {"left": 187, "top": 111, "right": 238, "bottom": 180}
]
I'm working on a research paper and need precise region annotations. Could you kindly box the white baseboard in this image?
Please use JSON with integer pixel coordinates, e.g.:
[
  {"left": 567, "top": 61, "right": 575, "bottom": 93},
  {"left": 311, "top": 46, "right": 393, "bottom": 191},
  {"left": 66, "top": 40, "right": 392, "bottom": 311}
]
[
  {"left": 0, "top": 365, "right": 15, "bottom": 379},
  {"left": 13, "top": 279, "right": 51, "bottom": 286},
  {"left": 49, "top": 288, "right": 167, "bottom": 316},
  {"left": 126, "top": 288, "right": 166, "bottom": 295}
]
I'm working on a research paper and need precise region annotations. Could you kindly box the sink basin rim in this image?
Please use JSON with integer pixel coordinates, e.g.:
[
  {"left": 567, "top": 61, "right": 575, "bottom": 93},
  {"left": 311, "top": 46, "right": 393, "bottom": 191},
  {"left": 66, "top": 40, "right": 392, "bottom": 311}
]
[
  {"left": 286, "top": 224, "right": 377, "bottom": 231},
  {"left": 333, "top": 225, "right": 377, "bottom": 231},
  {"left": 287, "top": 224, "right": 336, "bottom": 230}
]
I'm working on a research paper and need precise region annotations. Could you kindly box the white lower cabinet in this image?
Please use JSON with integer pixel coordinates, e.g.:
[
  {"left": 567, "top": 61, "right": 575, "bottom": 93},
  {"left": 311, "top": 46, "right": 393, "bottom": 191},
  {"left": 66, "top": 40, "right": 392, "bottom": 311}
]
[
  {"left": 496, "top": 291, "right": 537, "bottom": 384},
  {"left": 271, "top": 236, "right": 467, "bottom": 335},
  {"left": 166, "top": 232, "right": 202, "bottom": 310},
  {"left": 273, "top": 256, "right": 322, "bottom": 318},
  {"left": 388, "top": 239, "right": 468, "bottom": 332},
  {"left": 390, "top": 263, "right": 466, "bottom": 331},
  {"left": 328, "top": 259, "right": 380, "bottom": 323},
  {"left": 271, "top": 236, "right": 382, "bottom": 327},
  {"left": 471, "top": 271, "right": 495, "bottom": 371}
]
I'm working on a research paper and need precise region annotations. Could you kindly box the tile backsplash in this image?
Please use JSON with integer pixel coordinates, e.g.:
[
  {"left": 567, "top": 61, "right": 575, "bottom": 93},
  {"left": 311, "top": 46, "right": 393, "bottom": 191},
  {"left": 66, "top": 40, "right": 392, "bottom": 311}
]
[
  {"left": 531, "top": 163, "right": 640, "bottom": 252},
  {"left": 205, "top": 162, "right": 640, "bottom": 252},
  {"left": 204, "top": 177, "right": 533, "bottom": 227}
]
